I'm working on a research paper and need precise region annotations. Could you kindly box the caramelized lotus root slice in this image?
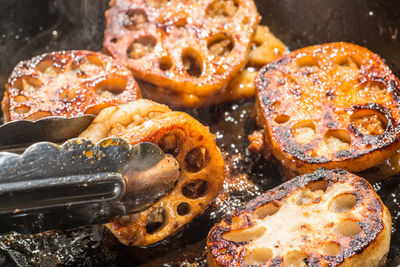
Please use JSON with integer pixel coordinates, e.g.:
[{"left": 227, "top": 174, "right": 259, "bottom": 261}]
[
  {"left": 252, "top": 42, "right": 400, "bottom": 174},
  {"left": 207, "top": 169, "right": 391, "bottom": 267},
  {"left": 79, "top": 99, "right": 225, "bottom": 246},
  {"left": 139, "top": 25, "right": 286, "bottom": 107},
  {"left": 103, "top": 0, "right": 260, "bottom": 107},
  {"left": 1, "top": 50, "right": 140, "bottom": 122}
]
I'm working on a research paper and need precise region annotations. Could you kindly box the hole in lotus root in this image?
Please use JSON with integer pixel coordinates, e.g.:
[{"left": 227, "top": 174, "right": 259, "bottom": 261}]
[
  {"left": 222, "top": 226, "right": 266, "bottom": 243},
  {"left": 26, "top": 111, "right": 52, "bottom": 121},
  {"left": 274, "top": 114, "right": 290, "bottom": 124},
  {"left": 350, "top": 109, "right": 387, "bottom": 136},
  {"left": 184, "top": 147, "right": 208, "bottom": 172},
  {"left": 128, "top": 36, "right": 157, "bottom": 59},
  {"left": 146, "top": 207, "right": 167, "bottom": 234},
  {"left": 72, "top": 55, "right": 103, "bottom": 78},
  {"left": 295, "top": 181, "right": 328, "bottom": 205},
  {"left": 59, "top": 89, "right": 77, "bottom": 102},
  {"left": 13, "top": 77, "right": 41, "bottom": 92},
  {"left": 159, "top": 56, "right": 173, "bottom": 71},
  {"left": 293, "top": 120, "right": 316, "bottom": 145},
  {"left": 95, "top": 78, "right": 127, "bottom": 97},
  {"left": 254, "top": 203, "right": 280, "bottom": 219},
  {"left": 177, "top": 202, "right": 191, "bottom": 216},
  {"left": 335, "top": 55, "right": 361, "bottom": 70},
  {"left": 207, "top": 33, "right": 234, "bottom": 56},
  {"left": 308, "top": 180, "right": 329, "bottom": 192},
  {"left": 329, "top": 193, "right": 357, "bottom": 213},
  {"left": 297, "top": 55, "right": 318, "bottom": 73},
  {"left": 182, "top": 49, "right": 203, "bottom": 77},
  {"left": 36, "top": 59, "right": 60, "bottom": 77},
  {"left": 324, "top": 129, "right": 351, "bottom": 153},
  {"left": 182, "top": 180, "right": 208, "bottom": 199},
  {"left": 284, "top": 251, "right": 308, "bottom": 267},
  {"left": 244, "top": 247, "right": 273, "bottom": 265},
  {"left": 333, "top": 220, "right": 362, "bottom": 237},
  {"left": 159, "top": 129, "right": 185, "bottom": 157},
  {"left": 145, "top": 0, "right": 170, "bottom": 8},
  {"left": 207, "top": 0, "right": 238, "bottom": 19},
  {"left": 124, "top": 9, "right": 148, "bottom": 31},
  {"left": 14, "top": 95, "right": 27, "bottom": 103},
  {"left": 322, "top": 242, "right": 341, "bottom": 256},
  {"left": 14, "top": 105, "right": 30, "bottom": 114}
]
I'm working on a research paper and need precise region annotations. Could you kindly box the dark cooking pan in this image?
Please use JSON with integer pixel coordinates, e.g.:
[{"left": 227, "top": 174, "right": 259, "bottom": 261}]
[{"left": 0, "top": 0, "right": 399, "bottom": 266}]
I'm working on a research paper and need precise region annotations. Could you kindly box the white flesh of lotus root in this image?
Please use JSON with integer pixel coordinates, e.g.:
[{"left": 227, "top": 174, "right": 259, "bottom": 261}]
[{"left": 207, "top": 169, "right": 391, "bottom": 267}]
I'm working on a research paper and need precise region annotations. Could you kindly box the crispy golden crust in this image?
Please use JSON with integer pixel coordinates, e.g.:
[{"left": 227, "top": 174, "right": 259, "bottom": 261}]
[
  {"left": 2, "top": 50, "right": 140, "bottom": 122},
  {"left": 103, "top": 0, "right": 260, "bottom": 107},
  {"left": 79, "top": 99, "right": 225, "bottom": 246},
  {"left": 139, "top": 25, "right": 286, "bottom": 107},
  {"left": 253, "top": 42, "right": 400, "bottom": 173},
  {"left": 207, "top": 169, "right": 391, "bottom": 267}
]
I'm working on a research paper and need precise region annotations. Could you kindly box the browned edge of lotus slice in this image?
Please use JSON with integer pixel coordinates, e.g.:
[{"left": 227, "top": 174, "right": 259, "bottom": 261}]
[
  {"left": 79, "top": 99, "right": 225, "bottom": 246},
  {"left": 207, "top": 168, "right": 391, "bottom": 267},
  {"left": 2, "top": 50, "right": 141, "bottom": 122},
  {"left": 251, "top": 42, "right": 400, "bottom": 174},
  {"left": 103, "top": 0, "right": 260, "bottom": 105}
]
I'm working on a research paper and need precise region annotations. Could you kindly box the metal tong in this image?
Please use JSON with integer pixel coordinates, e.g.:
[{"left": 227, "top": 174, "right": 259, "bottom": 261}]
[{"left": 0, "top": 116, "right": 180, "bottom": 233}]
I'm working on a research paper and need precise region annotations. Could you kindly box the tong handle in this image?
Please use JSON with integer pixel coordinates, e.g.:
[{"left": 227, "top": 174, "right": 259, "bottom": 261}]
[{"left": 0, "top": 172, "right": 125, "bottom": 213}]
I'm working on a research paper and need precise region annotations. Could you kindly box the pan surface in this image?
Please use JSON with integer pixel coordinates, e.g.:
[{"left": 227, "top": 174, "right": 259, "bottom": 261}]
[{"left": 0, "top": 0, "right": 399, "bottom": 266}]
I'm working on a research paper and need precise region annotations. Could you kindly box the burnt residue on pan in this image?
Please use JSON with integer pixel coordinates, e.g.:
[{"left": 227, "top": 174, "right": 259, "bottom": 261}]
[{"left": 0, "top": 0, "right": 399, "bottom": 266}]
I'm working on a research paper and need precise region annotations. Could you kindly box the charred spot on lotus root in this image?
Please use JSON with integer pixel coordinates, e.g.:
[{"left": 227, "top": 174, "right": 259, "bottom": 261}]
[
  {"left": 36, "top": 59, "right": 61, "bottom": 77},
  {"left": 222, "top": 226, "right": 266, "bottom": 243},
  {"left": 297, "top": 55, "right": 319, "bottom": 73},
  {"left": 14, "top": 105, "right": 30, "bottom": 114},
  {"left": 128, "top": 36, "right": 157, "bottom": 59},
  {"left": 146, "top": 207, "right": 167, "bottom": 234},
  {"left": 13, "top": 77, "right": 41, "bottom": 92},
  {"left": 350, "top": 109, "right": 388, "bottom": 136},
  {"left": 159, "top": 129, "right": 185, "bottom": 157},
  {"left": 182, "top": 48, "right": 203, "bottom": 77},
  {"left": 182, "top": 180, "right": 208, "bottom": 199},
  {"left": 333, "top": 220, "right": 362, "bottom": 237},
  {"left": 283, "top": 251, "right": 308, "bottom": 267},
  {"left": 207, "top": 0, "right": 238, "bottom": 19},
  {"left": 322, "top": 242, "right": 341, "bottom": 256},
  {"left": 158, "top": 56, "right": 173, "bottom": 71},
  {"left": 254, "top": 203, "right": 280, "bottom": 219},
  {"left": 244, "top": 247, "right": 273, "bottom": 265},
  {"left": 124, "top": 9, "right": 148, "bottom": 31},
  {"left": 293, "top": 120, "right": 316, "bottom": 145},
  {"left": 184, "top": 147, "right": 208, "bottom": 172},
  {"left": 274, "top": 114, "right": 290, "bottom": 124},
  {"left": 207, "top": 33, "right": 234, "bottom": 57},
  {"left": 329, "top": 193, "right": 357, "bottom": 213},
  {"left": 177, "top": 202, "right": 191, "bottom": 216},
  {"left": 145, "top": 0, "right": 170, "bottom": 8},
  {"left": 95, "top": 78, "right": 127, "bottom": 97}
]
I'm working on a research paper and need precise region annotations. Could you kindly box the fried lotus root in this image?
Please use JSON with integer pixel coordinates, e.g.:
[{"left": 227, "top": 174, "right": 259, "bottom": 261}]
[
  {"left": 139, "top": 25, "right": 287, "bottom": 107},
  {"left": 103, "top": 0, "right": 260, "bottom": 107},
  {"left": 1, "top": 50, "right": 140, "bottom": 122},
  {"left": 79, "top": 99, "right": 225, "bottom": 246},
  {"left": 252, "top": 42, "right": 400, "bottom": 174},
  {"left": 207, "top": 169, "right": 391, "bottom": 267}
]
